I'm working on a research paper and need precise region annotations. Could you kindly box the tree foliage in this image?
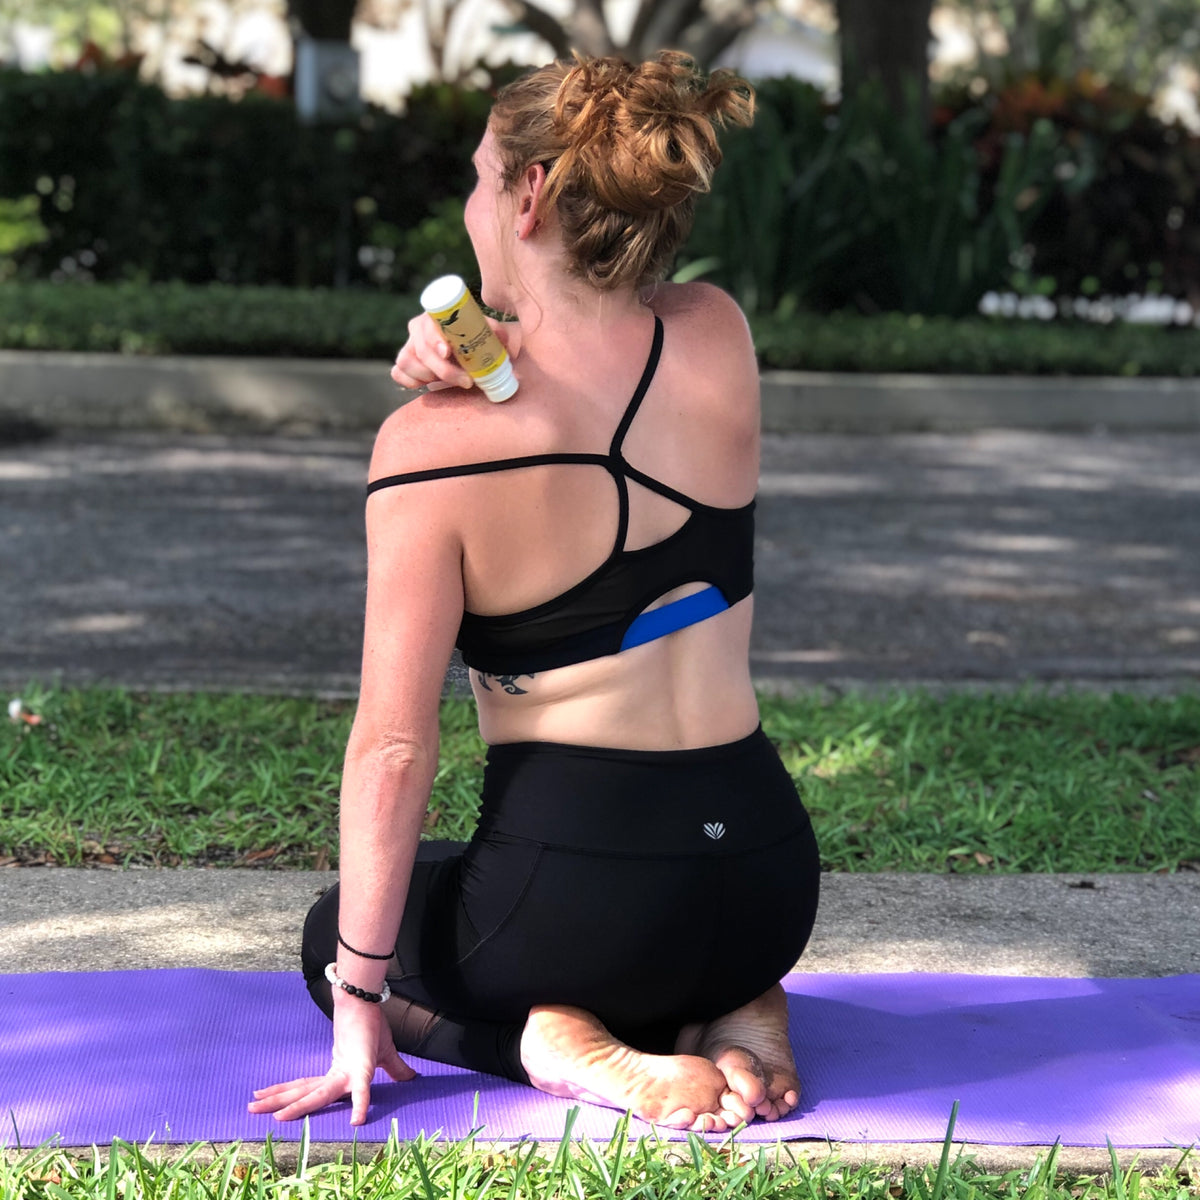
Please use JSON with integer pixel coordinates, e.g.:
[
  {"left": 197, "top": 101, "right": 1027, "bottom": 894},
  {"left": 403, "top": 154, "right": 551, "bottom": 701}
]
[{"left": 944, "top": 0, "right": 1200, "bottom": 97}]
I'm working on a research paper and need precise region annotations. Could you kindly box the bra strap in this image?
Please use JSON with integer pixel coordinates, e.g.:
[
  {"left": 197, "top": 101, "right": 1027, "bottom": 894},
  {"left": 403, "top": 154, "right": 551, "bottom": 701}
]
[
  {"left": 609, "top": 316, "right": 664, "bottom": 458},
  {"left": 367, "top": 452, "right": 610, "bottom": 495}
]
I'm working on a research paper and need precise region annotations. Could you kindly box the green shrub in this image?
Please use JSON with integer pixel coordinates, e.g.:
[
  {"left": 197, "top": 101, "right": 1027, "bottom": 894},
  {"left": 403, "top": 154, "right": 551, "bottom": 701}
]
[
  {"left": 0, "top": 68, "right": 489, "bottom": 290},
  {"left": 753, "top": 309, "right": 1200, "bottom": 376},
  {"left": 936, "top": 73, "right": 1200, "bottom": 304},
  {"left": 681, "top": 79, "right": 1057, "bottom": 318},
  {"left": 682, "top": 73, "right": 1198, "bottom": 319},
  {"left": 0, "top": 194, "right": 46, "bottom": 279},
  {"left": 0, "top": 281, "right": 417, "bottom": 357},
  {"left": 3, "top": 280, "right": 1198, "bottom": 375}
]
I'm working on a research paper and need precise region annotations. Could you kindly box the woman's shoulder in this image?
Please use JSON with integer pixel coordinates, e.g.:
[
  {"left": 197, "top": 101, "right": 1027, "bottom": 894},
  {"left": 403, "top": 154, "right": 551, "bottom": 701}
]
[
  {"left": 649, "top": 283, "right": 758, "bottom": 421},
  {"left": 650, "top": 283, "right": 756, "bottom": 374},
  {"left": 651, "top": 282, "right": 751, "bottom": 337},
  {"left": 369, "top": 387, "right": 513, "bottom": 487}
]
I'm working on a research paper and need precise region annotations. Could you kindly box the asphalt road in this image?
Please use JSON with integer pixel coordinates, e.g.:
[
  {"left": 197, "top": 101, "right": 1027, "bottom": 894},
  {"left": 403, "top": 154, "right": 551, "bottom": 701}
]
[{"left": 4, "top": 428, "right": 1200, "bottom": 693}]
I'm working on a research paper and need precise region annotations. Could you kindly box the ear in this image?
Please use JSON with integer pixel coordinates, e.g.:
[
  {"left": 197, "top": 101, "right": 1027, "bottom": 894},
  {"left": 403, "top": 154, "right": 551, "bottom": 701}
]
[{"left": 515, "top": 162, "right": 548, "bottom": 239}]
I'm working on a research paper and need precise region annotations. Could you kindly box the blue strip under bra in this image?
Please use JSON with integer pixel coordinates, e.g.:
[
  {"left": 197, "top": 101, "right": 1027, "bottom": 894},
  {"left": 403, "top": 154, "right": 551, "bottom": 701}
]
[{"left": 619, "top": 585, "right": 730, "bottom": 652}]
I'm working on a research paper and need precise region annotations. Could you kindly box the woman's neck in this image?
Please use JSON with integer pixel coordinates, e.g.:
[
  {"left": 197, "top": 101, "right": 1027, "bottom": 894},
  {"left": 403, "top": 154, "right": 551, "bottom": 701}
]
[{"left": 510, "top": 277, "right": 654, "bottom": 362}]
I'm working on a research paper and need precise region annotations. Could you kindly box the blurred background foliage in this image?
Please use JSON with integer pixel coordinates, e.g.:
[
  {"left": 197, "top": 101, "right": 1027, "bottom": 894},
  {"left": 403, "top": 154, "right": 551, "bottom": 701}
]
[
  {"left": 685, "top": 72, "right": 1199, "bottom": 317},
  {"left": 0, "top": 61, "right": 1194, "bottom": 321},
  {"left": 0, "top": 66, "right": 489, "bottom": 291},
  {"left": 939, "top": 0, "right": 1200, "bottom": 102},
  {"left": 0, "top": 0, "right": 1196, "bottom": 365}
]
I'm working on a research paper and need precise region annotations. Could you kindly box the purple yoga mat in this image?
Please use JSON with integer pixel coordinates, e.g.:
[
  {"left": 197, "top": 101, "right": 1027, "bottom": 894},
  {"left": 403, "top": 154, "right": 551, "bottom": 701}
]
[{"left": 1, "top": 970, "right": 1197, "bottom": 1148}]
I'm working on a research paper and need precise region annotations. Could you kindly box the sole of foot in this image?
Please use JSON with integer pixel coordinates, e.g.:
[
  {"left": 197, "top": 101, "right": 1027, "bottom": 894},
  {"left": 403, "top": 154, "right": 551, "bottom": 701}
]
[
  {"left": 520, "top": 1004, "right": 743, "bottom": 1132},
  {"left": 676, "top": 984, "right": 801, "bottom": 1123}
]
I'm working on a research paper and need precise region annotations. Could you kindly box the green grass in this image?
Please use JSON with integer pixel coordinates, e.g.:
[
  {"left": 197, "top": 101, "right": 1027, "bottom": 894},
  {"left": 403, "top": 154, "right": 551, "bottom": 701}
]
[
  {"left": 3, "top": 685, "right": 1199, "bottom": 874},
  {"left": 2, "top": 1118, "right": 1196, "bottom": 1200}
]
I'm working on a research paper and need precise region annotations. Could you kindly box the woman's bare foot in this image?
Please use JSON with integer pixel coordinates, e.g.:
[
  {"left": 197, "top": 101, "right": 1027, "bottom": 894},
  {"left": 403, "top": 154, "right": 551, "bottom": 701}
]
[
  {"left": 675, "top": 985, "right": 801, "bottom": 1122},
  {"left": 520, "top": 1005, "right": 742, "bottom": 1131}
]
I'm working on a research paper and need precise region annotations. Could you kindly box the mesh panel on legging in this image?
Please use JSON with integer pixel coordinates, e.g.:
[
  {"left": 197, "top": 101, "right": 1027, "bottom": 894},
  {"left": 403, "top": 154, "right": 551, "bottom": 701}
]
[{"left": 302, "top": 871, "right": 531, "bottom": 1083}]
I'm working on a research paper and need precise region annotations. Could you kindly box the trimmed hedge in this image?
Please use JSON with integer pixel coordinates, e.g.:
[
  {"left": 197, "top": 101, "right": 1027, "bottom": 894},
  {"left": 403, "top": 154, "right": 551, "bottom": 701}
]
[
  {"left": 753, "top": 309, "right": 1200, "bottom": 377},
  {"left": 0, "top": 68, "right": 488, "bottom": 291},
  {"left": 2, "top": 281, "right": 1199, "bottom": 376},
  {"left": 0, "top": 281, "right": 418, "bottom": 357}
]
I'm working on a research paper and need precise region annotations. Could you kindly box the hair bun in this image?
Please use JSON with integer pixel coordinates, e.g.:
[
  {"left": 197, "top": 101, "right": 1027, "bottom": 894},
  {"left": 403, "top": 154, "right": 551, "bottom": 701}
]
[
  {"left": 549, "top": 51, "right": 754, "bottom": 215},
  {"left": 489, "top": 51, "right": 753, "bottom": 291}
]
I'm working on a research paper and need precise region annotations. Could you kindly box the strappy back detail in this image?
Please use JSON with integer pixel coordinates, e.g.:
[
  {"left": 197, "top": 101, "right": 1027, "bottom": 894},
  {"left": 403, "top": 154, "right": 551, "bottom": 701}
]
[{"left": 367, "top": 316, "right": 755, "bottom": 674}]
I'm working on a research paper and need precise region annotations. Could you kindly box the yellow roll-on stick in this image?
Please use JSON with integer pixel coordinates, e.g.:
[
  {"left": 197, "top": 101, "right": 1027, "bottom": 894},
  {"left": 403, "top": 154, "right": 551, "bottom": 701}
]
[{"left": 420, "top": 275, "right": 519, "bottom": 403}]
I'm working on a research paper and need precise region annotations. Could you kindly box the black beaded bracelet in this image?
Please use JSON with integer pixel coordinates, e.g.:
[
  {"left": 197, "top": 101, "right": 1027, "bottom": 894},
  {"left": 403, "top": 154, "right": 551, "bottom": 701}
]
[
  {"left": 338, "top": 932, "right": 393, "bottom": 961},
  {"left": 324, "top": 962, "right": 391, "bottom": 1004}
]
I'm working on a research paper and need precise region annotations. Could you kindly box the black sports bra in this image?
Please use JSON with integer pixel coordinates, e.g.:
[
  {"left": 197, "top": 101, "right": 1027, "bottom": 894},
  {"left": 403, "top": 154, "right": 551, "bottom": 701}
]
[{"left": 367, "top": 316, "right": 755, "bottom": 675}]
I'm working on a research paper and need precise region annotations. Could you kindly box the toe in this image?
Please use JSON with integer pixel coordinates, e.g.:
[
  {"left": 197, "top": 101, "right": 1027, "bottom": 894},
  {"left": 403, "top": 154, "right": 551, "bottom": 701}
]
[
  {"left": 662, "top": 1107, "right": 697, "bottom": 1128},
  {"left": 713, "top": 1049, "right": 768, "bottom": 1109},
  {"left": 720, "top": 1088, "right": 754, "bottom": 1124}
]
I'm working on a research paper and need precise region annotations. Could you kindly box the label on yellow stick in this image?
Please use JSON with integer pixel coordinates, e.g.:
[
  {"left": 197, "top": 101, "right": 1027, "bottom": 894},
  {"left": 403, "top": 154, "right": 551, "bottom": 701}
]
[{"left": 420, "top": 275, "right": 519, "bottom": 402}]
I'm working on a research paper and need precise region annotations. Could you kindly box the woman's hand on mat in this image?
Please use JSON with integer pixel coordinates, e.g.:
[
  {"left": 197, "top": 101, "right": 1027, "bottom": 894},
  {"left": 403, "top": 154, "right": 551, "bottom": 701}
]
[
  {"left": 248, "top": 997, "right": 415, "bottom": 1125},
  {"left": 391, "top": 312, "right": 520, "bottom": 393}
]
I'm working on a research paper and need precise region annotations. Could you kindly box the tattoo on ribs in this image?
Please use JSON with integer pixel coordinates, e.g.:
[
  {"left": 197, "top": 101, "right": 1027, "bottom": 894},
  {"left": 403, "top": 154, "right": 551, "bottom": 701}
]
[{"left": 477, "top": 672, "right": 535, "bottom": 695}]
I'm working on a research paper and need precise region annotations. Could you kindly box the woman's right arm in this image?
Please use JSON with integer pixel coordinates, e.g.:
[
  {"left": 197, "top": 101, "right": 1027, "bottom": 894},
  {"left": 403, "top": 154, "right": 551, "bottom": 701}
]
[
  {"left": 250, "top": 411, "right": 466, "bottom": 1124},
  {"left": 332, "top": 445, "right": 466, "bottom": 989}
]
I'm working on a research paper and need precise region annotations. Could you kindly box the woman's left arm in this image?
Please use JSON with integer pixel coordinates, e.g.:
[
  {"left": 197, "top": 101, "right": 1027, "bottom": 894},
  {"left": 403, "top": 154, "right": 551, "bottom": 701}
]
[{"left": 250, "top": 416, "right": 466, "bottom": 1124}]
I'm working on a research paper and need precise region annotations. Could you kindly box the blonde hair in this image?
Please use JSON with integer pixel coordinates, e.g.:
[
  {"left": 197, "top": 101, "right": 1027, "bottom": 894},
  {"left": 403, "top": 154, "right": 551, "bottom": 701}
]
[{"left": 489, "top": 50, "right": 754, "bottom": 292}]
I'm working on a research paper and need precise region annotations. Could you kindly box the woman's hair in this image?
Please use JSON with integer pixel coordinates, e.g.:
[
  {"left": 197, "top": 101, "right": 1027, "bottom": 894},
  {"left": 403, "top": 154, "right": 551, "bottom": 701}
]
[{"left": 489, "top": 50, "right": 754, "bottom": 292}]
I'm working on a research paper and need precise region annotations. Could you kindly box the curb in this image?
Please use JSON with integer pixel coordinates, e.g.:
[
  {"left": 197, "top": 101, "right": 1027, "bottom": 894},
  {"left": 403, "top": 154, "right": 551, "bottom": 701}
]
[
  {"left": 0, "top": 351, "right": 397, "bottom": 435},
  {"left": 4, "top": 350, "right": 1200, "bottom": 434}
]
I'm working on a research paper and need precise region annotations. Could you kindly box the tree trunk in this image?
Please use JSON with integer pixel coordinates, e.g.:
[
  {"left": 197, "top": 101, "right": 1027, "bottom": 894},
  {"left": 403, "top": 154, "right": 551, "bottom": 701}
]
[
  {"left": 1008, "top": 0, "right": 1037, "bottom": 73},
  {"left": 500, "top": 0, "right": 757, "bottom": 68},
  {"left": 289, "top": 0, "right": 358, "bottom": 41},
  {"left": 836, "top": 0, "right": 933, "bottom": 118}
]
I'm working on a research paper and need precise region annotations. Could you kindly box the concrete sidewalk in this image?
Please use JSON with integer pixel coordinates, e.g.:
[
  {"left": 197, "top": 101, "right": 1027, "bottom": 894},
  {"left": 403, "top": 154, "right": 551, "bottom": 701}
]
[
  {"left": 5, "top": 350, "right": 1200, "bottom": 435},
  {"left": 8, "top": 868, "right": 1197, "bottom": 979}
]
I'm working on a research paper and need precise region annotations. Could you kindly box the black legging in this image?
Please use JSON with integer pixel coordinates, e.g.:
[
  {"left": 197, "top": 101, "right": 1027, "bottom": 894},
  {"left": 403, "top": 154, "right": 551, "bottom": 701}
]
[{"left": 302, "top": 726, "right": 821, "bottom": 1082}]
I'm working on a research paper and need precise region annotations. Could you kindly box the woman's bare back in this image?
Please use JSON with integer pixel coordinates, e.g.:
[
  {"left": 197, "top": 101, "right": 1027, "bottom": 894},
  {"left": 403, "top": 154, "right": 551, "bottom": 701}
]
[{"left": 368, "top": 282, "right": 762, "bottom": 750}]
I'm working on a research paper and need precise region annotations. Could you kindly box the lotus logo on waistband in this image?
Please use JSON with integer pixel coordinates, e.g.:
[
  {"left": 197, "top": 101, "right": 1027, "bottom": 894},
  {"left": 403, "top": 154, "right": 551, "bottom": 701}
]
[{"left": 703, "top": 822, "right": 726, "bottom": 840}]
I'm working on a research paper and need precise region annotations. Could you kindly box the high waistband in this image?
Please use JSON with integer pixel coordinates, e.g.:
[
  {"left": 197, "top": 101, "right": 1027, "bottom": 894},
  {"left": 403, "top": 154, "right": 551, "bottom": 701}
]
[
  {"left": 476, "top": 726, "right": 809, "bottom": 857},
  {"left": 485, "top": 724, "right": 769, "bottom": 767}
]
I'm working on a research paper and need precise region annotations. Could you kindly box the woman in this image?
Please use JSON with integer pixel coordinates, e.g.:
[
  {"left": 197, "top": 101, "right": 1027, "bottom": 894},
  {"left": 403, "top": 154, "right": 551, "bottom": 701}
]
[{"left": 250, "top": 50, "right": 820, "bottom": 1133}]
